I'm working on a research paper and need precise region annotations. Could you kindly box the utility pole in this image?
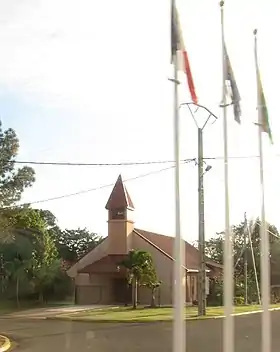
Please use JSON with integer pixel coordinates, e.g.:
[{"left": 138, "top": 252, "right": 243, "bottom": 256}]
[
  {"left": 244, "top": 212, "right": 248, "bottom": 305},
  {"left": 177, "top": 102, "right": 217, "bottom": 317},
  {"left": 198, "top": 127, "right": 206, "bottom": 316}
]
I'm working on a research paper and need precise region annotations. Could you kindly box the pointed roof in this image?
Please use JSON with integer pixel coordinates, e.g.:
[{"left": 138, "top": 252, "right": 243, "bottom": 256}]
[{"left": 105, "top": 174, "right": 135, "bottom": 210}]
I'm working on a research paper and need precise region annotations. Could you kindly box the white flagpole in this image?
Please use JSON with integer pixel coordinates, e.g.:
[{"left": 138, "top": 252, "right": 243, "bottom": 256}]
[
  {"left": 220, "top": 2, "right": 234, "bottom": 352},
  {"left": 253, "top": 28, "right": 271, "bottom": 352},
  {"left": 171, "top": 1, "right": 185, "bottom": 352}
]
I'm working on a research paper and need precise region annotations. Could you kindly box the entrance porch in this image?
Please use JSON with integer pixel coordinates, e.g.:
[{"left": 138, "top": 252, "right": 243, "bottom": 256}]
[{"left": 76, "top": 254, "right": 132, "bottom": 305}]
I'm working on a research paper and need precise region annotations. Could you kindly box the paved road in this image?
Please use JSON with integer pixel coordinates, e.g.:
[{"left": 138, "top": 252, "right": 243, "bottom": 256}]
[
  {"left": 6, "top": 305, "right": 113, "bottom": 319},
  {"left": 1, "top": 311, "right": 280, "bottom": 351}
]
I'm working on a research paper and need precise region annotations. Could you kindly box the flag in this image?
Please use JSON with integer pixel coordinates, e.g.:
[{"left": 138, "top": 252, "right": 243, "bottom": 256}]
[
  {"left": 256, "top": 67, "right": 273, "bottom": 143},
  {"left": 171, "top": 5, "right": 198, "bottom": 104},
  {"left": 224, "top": 43, "right": 241, "bottom": 123}
]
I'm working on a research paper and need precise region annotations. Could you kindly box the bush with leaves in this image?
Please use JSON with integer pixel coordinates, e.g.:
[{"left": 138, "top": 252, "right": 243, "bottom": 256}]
[{"left": 119, "top": 249, "right": 158, "bottom": 309}]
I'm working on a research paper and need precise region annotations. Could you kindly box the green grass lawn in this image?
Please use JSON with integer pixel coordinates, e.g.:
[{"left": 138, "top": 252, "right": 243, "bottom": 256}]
[{"left": 52, "top": 304, "right": 280, "bottom": 323}]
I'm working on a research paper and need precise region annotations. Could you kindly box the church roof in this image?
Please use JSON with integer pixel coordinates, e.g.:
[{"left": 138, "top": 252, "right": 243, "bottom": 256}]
[{"left": 105, "top": 174, "right": 134, "bottom": 210}]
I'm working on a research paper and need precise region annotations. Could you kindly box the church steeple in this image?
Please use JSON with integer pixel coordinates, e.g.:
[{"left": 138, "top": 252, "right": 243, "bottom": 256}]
[
  {"left": 105, "top": 174, "right": 134, "bottom": 211},
  {"left": 106, "top": 175, "right": 135, "bottom": 255}
]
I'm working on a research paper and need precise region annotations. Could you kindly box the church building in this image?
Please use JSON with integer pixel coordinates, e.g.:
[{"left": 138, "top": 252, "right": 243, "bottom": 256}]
[{"left": 67, "top": 175, "right": 221, "bottom": 305}]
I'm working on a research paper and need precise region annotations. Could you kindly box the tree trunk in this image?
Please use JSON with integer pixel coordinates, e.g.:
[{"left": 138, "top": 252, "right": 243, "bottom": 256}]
[
  {"left": 150, "top": 288, "right": 156, "bottom": 308},
  {"left": 16, "top": 277, "right": 20, "bottom": 309},
  {"left": 133, "top": 278, "right": 138, "bottom": 309}
]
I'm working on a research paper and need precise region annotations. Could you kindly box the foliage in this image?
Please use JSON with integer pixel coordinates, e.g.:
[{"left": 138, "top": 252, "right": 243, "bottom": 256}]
[
  {"left": 53, "top": 228, "right": 103, "bottom": 263},
  {"left": 0, "top": 121, "right": 106, "bottom": 306},
  {"left": 119, "top": 249, "right": 159, "bottom": 309},
  {"left": 120, "top": 250, "right": 155, "bottom": 285},
  {"left": 207, "top": 277, "right": 223, "bottom": 306},
  {"left": 145, "top": 280, "right": 162, "bottom": 308},
  {"left": 141, "top": 263, "right": 162, "bottom": 307},
  {"left": 0, "top": 122, "right": 35, "bottom": 207},
  {"left": 205, "top": 218, "right": 280, "bottom": 304},
  {"left": 234, "top": 296, "right": 245, "bottom": 305},
  {"left": 0, "top": 122, "right": 78, "bottom": 306},
  {"left": 0, "top": 206, "right": 70, "bottom": 304},
  {"left": 33, "top": 259, "right": 63, "bottom": 302}
]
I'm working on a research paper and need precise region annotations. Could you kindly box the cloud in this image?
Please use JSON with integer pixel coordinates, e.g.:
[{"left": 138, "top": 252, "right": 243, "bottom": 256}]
[{"left": 0, "top": 0, "right": 170, "bottom": 116}]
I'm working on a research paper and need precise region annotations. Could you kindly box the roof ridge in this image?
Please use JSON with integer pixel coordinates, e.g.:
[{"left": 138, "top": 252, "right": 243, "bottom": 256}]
[
  {"left": 135, "top": 228, "right": 222, "bottom": 269},
  {"left": 133, "top": 229, "right": 189, "bottom": 271},
  {"left": 135, "top": 228, "right": 194, "bottom": 245}
]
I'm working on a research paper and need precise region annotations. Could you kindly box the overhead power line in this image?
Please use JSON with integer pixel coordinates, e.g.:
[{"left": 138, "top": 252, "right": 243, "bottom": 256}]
[
  {"left": 15, "top": 160, "right": 193, "bottom": 208},
  {"left": 10, "top": 154, "right": 280, "bottom": 167},
  {"left": 12, "top": 159, "right": 179, "bottom": 166}
]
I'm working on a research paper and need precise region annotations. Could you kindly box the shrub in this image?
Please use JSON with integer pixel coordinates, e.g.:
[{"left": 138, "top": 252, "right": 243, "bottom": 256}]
[{"left": 234, "top": 296, "right": 245, "bottom": 305}]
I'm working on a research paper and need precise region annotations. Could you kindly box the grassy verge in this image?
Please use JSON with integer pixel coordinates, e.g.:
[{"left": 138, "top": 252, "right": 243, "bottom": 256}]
[{"left": 50, "top": 304, "right": 280, "bottom": 323}]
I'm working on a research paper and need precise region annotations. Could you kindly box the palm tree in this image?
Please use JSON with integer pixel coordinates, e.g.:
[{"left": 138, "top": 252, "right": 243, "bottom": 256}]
[
  {"left": 119, "top": 250, "right": 154, "bottom": 309},
  {"left": 33, "top": 259, "right": 61, "bottom": 303},
  {"left": 145, "top": 280, "right": 162, "bottom": 308},
  {"left": 5, "top": 256, "right": 33, "bottom": 308}
]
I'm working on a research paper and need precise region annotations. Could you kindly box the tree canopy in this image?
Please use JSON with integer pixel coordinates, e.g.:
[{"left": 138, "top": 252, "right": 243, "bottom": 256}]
[
  {"left": 0, "top": 122, "right": 35, "bottom": 207},
  {"left": 119, "top": 249, "right": 160, "bottom": 308},
  {"left": 0, "top": 121, "right": 104, "bottom": 307},
  {"left": 205, "top": 218, "right": 280, "bottom": 304},
  {"left": 50, "top": 227, "right": 103, "bottom": 263}
]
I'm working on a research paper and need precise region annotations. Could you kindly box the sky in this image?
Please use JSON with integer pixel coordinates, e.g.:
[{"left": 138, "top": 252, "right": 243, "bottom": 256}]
[{"left": 0, "top": 0, "right": 279, "bottom": 243}]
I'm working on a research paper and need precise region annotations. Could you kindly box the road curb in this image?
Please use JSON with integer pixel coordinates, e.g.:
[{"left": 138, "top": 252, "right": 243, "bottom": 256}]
[
  {"left": 47, "top": 307, "right": 280, "bottom": 324},
  {"left": 0, "top": 335, "right": 11, "bottom": 352},
  {"left": 210, "top": 306, "right": 280, "bottom": 320}
]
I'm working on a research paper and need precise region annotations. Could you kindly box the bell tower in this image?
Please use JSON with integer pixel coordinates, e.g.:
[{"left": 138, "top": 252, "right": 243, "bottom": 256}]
[{"left": 105, "top": 175, "right": 135, "bottom": 254}]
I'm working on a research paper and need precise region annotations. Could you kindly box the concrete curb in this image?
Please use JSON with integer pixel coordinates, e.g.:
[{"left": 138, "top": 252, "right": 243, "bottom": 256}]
[
  {"left": 210, "top": 306, "right": 280, "bottom": 320},
  {"left": 47, "top": 306, "right": 280, "bottom": 324},
  {"left": 0, "top": 335, "right": 11, "bottom": 352}
]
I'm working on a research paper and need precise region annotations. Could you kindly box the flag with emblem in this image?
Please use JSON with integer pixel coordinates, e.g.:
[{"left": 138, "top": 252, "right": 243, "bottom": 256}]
[{"left": 224, "top": 43, "right": 241, "bottom": 123}]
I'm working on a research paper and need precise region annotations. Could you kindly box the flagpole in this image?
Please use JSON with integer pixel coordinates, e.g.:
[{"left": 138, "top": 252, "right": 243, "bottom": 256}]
[
  {"left": 253, "top": 28, "right": 271, "bottom": 352},
  {"left": 220, "top": 2, "right": 234, "bottom": 352},
  {"left": 171, "top": 2, "right": 185, "bottom": 352}
]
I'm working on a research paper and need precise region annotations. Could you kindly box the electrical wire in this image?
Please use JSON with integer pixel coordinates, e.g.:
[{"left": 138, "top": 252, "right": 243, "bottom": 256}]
[
  {"left": 12, "top": 159, "right": 180, "bottom": 166},
  {"left": 13, "top": 160, "right": 193, "bottom": 208},
  {"left": 10, "top": 153, "right": 280, "bottom": 167}
]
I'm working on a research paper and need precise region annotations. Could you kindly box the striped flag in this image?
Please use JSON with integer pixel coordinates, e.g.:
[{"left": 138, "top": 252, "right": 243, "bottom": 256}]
[
  {"left": 224, "top": 43, "right": 241, "bottom": 123},
  {"left": 171, "top": 5, "right": 198, "bottom": 104},
  {"left": 256, "top": 65, "right": 273, "bottom": 143}
]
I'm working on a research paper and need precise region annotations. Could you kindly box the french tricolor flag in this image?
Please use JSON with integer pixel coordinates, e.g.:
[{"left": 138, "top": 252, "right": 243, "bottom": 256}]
[{"left": 171, "top": 5, "right": 198, "bottom": 104}]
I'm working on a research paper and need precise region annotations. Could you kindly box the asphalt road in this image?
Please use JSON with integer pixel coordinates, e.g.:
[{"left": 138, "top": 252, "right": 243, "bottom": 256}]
[{"left": 1, "top": 311, "right": 280, "bottom": 352}]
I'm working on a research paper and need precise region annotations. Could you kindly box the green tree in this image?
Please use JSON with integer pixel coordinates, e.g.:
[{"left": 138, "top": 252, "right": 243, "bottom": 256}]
[
  {"left": 119, "top": 249, "right": 156, "bottom": 309},
  {"left": 144, "top": 277, "right": 162, "bottom": 308},
  {"left": 0, "top": 122, "right": 35, "bottom": 207},
  {"left": 33, "top": 259, "right": 62, "bottom": 303},
  {"left": 140, "top": 262, "right": 162, "bottom": 307},
  {"left": 1, "top": 231, "right": 37, "bottom": 304},
  {"left": 53, "top": 228, "right": 103, "bottom": 262},
  {"left": 0, "top": 206, "right": 45, "bottom": 246},
  {"left": 205, "top": 218, "right": 280, "bottom": 304},
  {"left": 32, "top": 231, "right": 60, "bottom": 302},
  {"left": 0, "top": 207, "right": 60, "bottom": 303},
  {"left": 5, "top": 256, "right": 33, "bottom": 307}
]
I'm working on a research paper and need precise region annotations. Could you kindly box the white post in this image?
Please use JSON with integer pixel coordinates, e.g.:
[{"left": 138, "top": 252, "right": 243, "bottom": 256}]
[
  {"left": 171, "top": 1, "right": 185, "bottom": 352},
  {"left": 220, "top": 2, "right": 234, "bottom": 352},
  {"left": 254, "top": 29, "right": 271, "bottom": 352},
  {"left": 247, "top": 220, "right": 261, "bottom": 305}
]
